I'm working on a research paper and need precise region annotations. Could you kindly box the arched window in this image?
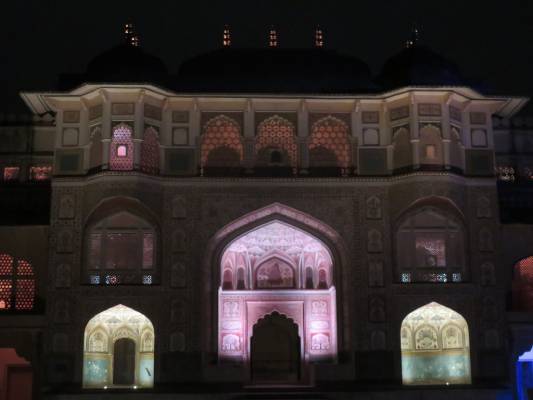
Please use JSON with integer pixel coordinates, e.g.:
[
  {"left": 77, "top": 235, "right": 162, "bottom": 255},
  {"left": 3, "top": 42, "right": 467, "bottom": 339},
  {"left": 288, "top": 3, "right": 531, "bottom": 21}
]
[
  {"left": 83, "top": 305, "right": 154, "bottom": 388},
  {"left": 140, "top": 127, "right": 159, "bottom": 175},
  {"left": 396, "top": 206, "right": 466, "bottom": 283},
  {"left": 512, "top": 256, "right": 533, "bottom": 311},
  {"left": 309, "top": 116, "right": 351, "bottom": 171},
  {"left": 256, "top": 116, "right": 297, "bottom": 170},
  {"left": 392, "top": 127, "right": 412, "bottom": 172},
  {"left": 201, "top": 115, "right": 243, "bottom": 171},
  {"left": 85, "top": 211, "right": 156, "bottom": 285},
  {"left": 109, "top": 123, "right": 134, "bottom": 171},
  {"left": 401, "top": 302, "right": 471, "bottom": 385},
  {"left": 419, "top": 125, "right": 443, "bottom": 166},
  {"left": 0, "top": 253, "right": 35, "bottom": 311}
]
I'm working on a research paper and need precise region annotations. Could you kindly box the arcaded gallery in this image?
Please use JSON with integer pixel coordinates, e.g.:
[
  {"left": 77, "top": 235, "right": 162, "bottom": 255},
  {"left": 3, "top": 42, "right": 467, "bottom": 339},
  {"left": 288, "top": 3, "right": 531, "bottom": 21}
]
[{"left": 2, "top": 22, "right": 533, "bottom": 400}]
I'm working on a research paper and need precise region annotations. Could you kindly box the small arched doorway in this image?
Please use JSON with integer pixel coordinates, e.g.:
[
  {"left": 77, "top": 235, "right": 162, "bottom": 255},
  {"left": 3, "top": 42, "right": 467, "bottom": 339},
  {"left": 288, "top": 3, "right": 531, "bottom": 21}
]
[
  {"left": 83, "top": 305, "right": 154, "bottom": 389},
  {"left": 113, "top": 338, "right": 136, "bottom": 385},
  {"left": 251, "top": 312, "right": 300, "bottom": 383},
  {"left": 401, "top": 302, "right": 471, "bottom": 385}
]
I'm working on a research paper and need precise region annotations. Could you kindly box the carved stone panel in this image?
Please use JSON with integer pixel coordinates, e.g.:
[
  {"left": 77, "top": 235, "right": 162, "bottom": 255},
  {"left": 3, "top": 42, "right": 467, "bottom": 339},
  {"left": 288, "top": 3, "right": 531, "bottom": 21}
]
[
  {"left": 170, "top": 263, "right": 187, "bottom": 288},
  {"left": 367, "top": 229, "right": 383, "bottom": 253},
  {"left": 480, "top": 262, "right": 495, "bottom": 286},
  {"left": 59, "top": 195, "right": 75, "bottom": 219},
  {"left": 366, "top": 196, "right": 382, "bottom": 220},
  {"left": 369, "top": 296, "right": 386, "bottom": 322},
  {"left": 56, "top": 230, "right": 73, "bottom": 253},
  {"left": 55, "top": 263, "right": 71, "bottom": 288},
  {"left": 368, "top": 260, "right": 384, "bottom": 287},
  {"left": 479, "top": 227, "right": 494, "bottom": 252}
]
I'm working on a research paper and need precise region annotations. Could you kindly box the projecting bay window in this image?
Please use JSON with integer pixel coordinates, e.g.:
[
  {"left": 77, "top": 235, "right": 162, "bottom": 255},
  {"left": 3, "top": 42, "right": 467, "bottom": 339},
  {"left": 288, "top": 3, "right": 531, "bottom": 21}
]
[
  {"left": 85, "top": 211, "right": 156, "bottom": 285},
  {"left": 396, "top": 207, "right": 466, "bottom": 283}
]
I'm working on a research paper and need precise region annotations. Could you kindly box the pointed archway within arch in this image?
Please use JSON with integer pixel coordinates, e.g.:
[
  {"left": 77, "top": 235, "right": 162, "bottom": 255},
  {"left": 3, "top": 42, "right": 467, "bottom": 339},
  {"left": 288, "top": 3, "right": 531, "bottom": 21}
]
[
  {"left": 251, "top": 312, "right": 301, "bottom": 383},
  {"left": 216, "top": 213, "right": 339, "bottom": 384},
  {"left": 82, "top": 305, "right": 154, "bottom": 389},
  {"left": 401, "top": 302, "right": 471, "bottom": 385}
]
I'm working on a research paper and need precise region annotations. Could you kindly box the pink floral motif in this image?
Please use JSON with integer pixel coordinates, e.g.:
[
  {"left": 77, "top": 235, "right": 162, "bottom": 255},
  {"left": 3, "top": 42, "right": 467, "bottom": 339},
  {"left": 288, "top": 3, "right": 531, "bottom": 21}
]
[
  {"left": 309, "top": 116, "right": 351, "bottom": 168},
  {"left": 201, "top": 115, "right": 243, "bottom": 167},
  {"left": 256, "top": 116, "right": 297, "bottom": 167}
]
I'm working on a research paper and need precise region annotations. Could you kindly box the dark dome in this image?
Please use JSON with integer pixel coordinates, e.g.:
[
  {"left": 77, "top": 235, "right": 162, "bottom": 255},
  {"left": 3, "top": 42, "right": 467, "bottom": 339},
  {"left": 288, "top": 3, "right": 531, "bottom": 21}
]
[
  {"left": 58, "top": 44, "right": 169, "bottom": 89},
  {"left": 86, "top": 44, "right": 168, "bottom": 83},
  {"left": 174, "top": 48, "right": 378, "bottom": 94},
  {"left": 376, "top": 45, "right": 468, "bottom": 89}
]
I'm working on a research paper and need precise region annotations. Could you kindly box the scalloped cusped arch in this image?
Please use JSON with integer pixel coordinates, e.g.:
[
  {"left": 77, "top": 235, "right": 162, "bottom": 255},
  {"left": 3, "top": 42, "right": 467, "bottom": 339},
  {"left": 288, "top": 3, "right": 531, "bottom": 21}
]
[
  {"left": 401, "top": 302, "right": 471, "bottom": 385},
  {"left": 83, "top": 305, "right": 154, "bottom": 389}
]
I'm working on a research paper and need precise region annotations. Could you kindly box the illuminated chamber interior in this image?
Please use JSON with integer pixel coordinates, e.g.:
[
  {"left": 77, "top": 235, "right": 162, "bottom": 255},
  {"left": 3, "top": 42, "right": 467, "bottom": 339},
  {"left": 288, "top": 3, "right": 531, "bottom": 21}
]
[
  {"left": 218, "top": 220, "right": 337, "bottom": 382},
  {"left": 83, "top": 304, "right": 154, "bottom": 388},
  {"left": 401, "top": 302, "right": 471, "bottom": 385}
]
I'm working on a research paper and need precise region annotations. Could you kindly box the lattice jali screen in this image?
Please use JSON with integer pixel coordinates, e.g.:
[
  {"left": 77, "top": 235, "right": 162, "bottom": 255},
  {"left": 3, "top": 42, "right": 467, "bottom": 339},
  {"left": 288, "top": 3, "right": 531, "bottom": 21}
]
[
  {"left": 309, "top": 117, "right": 351, "bottom": 168},
  {"left": 516, "top": 256, "right": 533, "bottom": 282},
  {"left": 201, "top": 115, "right": 243, "bottom": 167},
  {"left": 0, "top": 253, "right": 35, "bottom": 310},
  {"left": 256, "top": 116, "right": 297, "bottom": 167},
  {"left": 109, "top": 124, "right": 134, "bottom": 171},
  {"left": 140, "top": 127, "right": 160, "bottom": 174}
]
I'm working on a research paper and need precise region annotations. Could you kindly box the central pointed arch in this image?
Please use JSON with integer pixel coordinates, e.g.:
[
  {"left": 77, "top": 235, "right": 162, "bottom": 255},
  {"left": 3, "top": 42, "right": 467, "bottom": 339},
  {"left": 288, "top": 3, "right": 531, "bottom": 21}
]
[{"left": 204, "top": 203, "right": 349, "bottom": 384}]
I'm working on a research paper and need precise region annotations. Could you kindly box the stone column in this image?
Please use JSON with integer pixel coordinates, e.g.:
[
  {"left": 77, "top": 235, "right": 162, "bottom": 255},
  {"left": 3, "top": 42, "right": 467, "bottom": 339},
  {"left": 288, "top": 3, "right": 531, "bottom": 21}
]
[
  {"left": 101, "top": 95, "right": 111, "bottom": 169},
  {"left": 410, "top": 94, "right": 420, "bottom": 168},
  {"left": 298, "top": 100, "right": 309, "bottom": 174},
  {"left": 442, "top": 100, "right": 451, "bottom": 169},
  {"left": 243, "top": 99, "right": 255, "bottom": 172},
  {"left": 133, "top": 94, "right": 144, "bottom": 169}
]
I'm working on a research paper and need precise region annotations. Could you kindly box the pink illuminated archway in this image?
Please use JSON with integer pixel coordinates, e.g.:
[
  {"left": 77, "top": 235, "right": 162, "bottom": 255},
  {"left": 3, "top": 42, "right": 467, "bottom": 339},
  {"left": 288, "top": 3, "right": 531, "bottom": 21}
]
[{"left": 211, "top": 204, "right": 344, "bottom": 382}]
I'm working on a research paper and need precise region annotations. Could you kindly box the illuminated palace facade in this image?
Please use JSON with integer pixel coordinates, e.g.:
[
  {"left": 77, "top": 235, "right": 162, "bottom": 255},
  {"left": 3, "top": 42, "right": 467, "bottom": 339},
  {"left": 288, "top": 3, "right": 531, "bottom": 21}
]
[{"left": 2, "top": 26, "right": 533, "bottom": 400}]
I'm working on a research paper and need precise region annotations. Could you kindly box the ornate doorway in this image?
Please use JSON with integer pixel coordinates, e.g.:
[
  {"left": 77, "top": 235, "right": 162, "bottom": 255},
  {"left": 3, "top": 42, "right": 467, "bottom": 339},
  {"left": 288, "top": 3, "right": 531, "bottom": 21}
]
[
  {"left": 83, "top": 305, "right": 154, "bottom": 389},
  {"left": 251, "top": 312, "right": 300, "bottom": 383},
  {"left": 113, "top": 338, "right": 135, "bottom": 385}
]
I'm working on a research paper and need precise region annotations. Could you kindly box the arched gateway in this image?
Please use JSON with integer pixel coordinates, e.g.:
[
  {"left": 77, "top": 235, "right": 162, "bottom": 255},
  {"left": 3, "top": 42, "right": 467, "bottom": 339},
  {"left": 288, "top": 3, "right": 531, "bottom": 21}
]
[{"left": 216, "top": 206, "right": 339, "bottom": 383}]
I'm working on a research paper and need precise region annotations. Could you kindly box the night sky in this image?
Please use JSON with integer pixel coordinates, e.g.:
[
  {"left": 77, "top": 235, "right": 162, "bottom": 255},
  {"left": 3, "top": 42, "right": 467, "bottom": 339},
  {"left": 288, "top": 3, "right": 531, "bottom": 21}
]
[{"left": 1, "top": 0, "right": 532, "bottom": 114}]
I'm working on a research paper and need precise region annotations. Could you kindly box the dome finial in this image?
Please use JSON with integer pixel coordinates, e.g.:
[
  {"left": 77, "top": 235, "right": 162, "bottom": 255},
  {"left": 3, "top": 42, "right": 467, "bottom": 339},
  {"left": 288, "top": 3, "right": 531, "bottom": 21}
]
[
  {"left": 223, "top": 24, "right": 231, "bottom": 47},
  {"left": 268, "top": 25, "right": 278, "bottom": 48},
  {"left": 405, "top": 24, "right": 420, "bottom": 48},
  {"left": 124, "top": 22, "right": 140, "bottom": 47},
  {"left": 315, "top": 25, "right": 324, "bottom": 48}
]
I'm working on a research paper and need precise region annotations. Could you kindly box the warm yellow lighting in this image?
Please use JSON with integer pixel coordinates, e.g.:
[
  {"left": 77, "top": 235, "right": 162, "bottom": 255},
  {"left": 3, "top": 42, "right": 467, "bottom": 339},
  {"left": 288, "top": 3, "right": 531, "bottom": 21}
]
[
  {"left": 269, "top": 26, "right": 278, "bottom": 48},
  {"left": 223, "top": 24, "right": 231, "bottom": 47},
  {"left": 315, "top": 26, "right": 324, "bottom": 48}
]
